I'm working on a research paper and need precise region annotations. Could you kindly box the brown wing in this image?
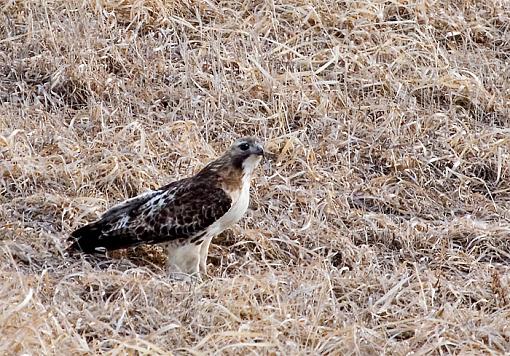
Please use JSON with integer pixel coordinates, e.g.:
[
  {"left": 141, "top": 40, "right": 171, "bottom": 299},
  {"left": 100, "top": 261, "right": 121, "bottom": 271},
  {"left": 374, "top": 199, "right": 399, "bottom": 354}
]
[
  {"left": 133, "top": 179, "right": 232, "bottom": 244},
  {"left": 68, "top": 179, "right": 232, "bottom": 253}
]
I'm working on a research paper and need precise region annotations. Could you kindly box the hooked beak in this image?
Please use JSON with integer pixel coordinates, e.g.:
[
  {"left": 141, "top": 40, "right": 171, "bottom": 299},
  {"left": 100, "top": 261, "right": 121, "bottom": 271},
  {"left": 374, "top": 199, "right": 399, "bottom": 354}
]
[{"left": 254, "top": 143, "right": 264, "bottom": 157}]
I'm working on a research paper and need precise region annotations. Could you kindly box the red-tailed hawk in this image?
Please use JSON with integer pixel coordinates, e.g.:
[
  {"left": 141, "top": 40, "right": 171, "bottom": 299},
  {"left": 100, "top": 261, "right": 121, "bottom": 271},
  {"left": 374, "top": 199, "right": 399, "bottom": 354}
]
[{"left": 68, "top": 137, "right": 264, "bottom": 278}]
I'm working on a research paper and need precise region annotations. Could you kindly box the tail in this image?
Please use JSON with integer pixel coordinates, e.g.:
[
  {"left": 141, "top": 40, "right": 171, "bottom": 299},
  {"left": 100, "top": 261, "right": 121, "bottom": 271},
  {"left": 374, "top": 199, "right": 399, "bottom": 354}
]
[
  {"left": 68, "top": 222, "right": 144, "bottom": 254},
  {"left": 67, "top": 222, "right": 107, "bottom": 254}
]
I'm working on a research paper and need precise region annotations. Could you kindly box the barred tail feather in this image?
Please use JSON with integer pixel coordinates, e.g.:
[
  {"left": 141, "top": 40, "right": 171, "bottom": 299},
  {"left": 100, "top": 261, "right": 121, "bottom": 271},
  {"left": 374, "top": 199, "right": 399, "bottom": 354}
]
[
  {"left": 68, "top": 222, "right": 146, "bottom": 254},
  {"left": 68, "top": 222, "right": 106, "bottom": 254}
]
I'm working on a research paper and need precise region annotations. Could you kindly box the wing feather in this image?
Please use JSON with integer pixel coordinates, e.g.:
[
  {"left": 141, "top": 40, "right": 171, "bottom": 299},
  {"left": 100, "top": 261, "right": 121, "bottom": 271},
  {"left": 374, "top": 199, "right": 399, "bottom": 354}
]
[
  {"left": 68, "top": 178, "right": 232, "bottom": 252},
  {"left": 133, "top": 179, "right": 232, "bottom": 244}
]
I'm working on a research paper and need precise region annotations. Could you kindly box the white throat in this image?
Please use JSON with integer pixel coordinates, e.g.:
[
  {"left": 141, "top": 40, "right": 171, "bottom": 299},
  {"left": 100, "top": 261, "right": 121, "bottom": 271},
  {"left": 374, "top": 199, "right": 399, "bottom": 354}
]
[{"left": 242, "top": 155, "right": 262, "bottom": 176}]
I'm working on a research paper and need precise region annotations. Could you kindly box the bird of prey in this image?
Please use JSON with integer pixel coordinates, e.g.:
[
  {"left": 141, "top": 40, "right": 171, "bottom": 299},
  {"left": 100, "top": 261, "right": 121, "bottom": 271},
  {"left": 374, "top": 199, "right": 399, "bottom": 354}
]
[{"left": 68, "top": 137, "right": 264, "bottom": 278}]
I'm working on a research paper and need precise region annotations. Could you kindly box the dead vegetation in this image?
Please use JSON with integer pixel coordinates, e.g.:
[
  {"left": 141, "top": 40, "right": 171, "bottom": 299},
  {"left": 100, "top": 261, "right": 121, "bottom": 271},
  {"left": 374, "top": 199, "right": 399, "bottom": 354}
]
[{"left": 1, "top": 0, "right": 510, "bottom": 354}]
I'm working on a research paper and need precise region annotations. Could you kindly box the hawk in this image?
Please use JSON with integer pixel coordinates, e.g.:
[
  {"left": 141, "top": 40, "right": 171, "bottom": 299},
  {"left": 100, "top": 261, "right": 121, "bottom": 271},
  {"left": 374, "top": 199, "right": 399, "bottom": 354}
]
[{"left": 68, "top": 137, "right": 264, "bottom": 277}]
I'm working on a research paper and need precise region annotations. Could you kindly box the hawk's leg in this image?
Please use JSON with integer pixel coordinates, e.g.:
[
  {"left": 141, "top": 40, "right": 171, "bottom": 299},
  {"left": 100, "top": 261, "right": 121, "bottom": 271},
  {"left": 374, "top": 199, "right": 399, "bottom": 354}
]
[
  {"left": 166, "top": 242, "right": 201, "bottom": 280},
  {"left": 199, "top": 237, "right": 213, "bottom": 274}
]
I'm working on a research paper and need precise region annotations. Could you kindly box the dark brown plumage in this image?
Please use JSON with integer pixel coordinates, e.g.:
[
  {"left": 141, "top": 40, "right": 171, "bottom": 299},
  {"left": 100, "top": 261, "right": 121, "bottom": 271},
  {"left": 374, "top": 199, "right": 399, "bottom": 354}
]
[{"left": 68, "top": 179, "right": 232, "bottom": 252}]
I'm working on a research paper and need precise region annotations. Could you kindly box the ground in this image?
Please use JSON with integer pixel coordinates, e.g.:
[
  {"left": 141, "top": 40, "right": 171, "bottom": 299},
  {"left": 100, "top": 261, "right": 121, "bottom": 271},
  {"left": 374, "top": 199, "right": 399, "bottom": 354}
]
[{"left": 1, "top": 0, "right": 510, "bottom": 354}]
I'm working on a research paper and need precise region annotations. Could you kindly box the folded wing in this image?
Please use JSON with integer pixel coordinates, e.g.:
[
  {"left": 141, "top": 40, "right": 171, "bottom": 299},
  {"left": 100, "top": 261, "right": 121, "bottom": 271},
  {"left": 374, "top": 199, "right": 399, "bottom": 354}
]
[{"left": 68, "top": 179, "right": 232, "bottom": 253}]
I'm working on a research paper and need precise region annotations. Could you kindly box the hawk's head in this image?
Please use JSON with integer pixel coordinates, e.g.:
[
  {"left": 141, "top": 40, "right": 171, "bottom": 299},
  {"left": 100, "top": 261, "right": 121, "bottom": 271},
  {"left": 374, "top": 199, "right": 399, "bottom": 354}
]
[
  {"left": 200, "top": 137, "right": 264, "bottom": 178},
  {"left": 227, "top": 137, "right": 264, "bottom": 174}
]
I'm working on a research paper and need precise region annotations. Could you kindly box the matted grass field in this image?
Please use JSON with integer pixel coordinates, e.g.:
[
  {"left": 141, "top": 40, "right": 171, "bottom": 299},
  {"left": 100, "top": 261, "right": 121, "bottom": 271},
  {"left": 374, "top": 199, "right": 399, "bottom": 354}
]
[{"left": 1, "top": 0, "right": 510, "bottom": 354}]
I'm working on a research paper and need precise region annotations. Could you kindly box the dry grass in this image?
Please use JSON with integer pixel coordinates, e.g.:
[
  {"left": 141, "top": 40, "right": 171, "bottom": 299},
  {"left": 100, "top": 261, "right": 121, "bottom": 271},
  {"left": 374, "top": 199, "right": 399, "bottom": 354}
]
[{"left": 1, "top": 0, "right": 510, "bottom": 354}]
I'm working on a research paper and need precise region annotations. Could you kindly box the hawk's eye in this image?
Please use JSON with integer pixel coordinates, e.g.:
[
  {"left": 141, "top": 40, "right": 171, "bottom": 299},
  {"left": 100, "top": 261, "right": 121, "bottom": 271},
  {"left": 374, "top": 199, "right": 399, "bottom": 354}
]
[{"left": 239, "top": 142, "right": 250, "bottom": 151}]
